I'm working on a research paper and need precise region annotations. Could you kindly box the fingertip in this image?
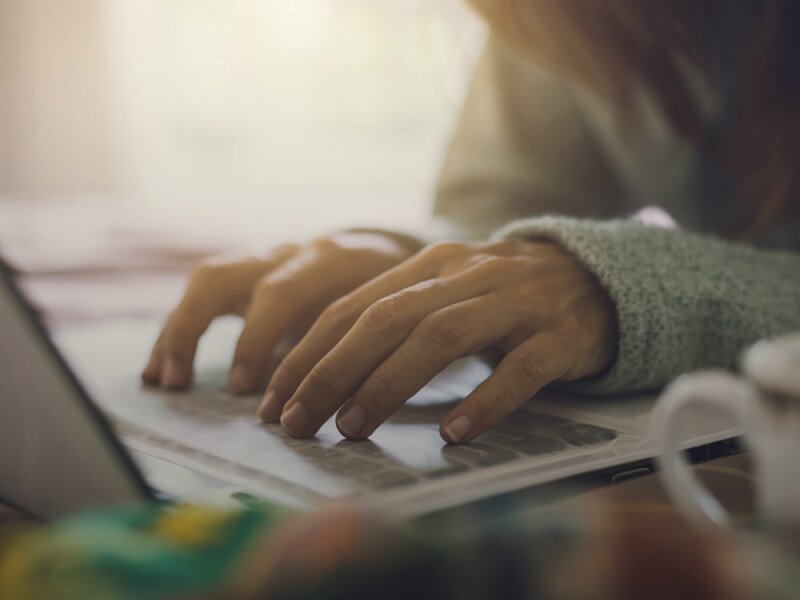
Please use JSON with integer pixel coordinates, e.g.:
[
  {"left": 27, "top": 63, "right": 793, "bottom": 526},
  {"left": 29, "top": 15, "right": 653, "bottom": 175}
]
[
  {"left": 280, "top": 402, "right": 311, "bottom": 438},
  {"left": 161, "top": 356, "right": 190, "bottom": 390},
  {"left": 441, "top": 414, "right": 473, "bottom": 445},
  {"left": 336, "top": 405, "right": 367, "bottom": 439},
  {"left": 257, "top": 389, "right": 283, "bottom": 422},
  {"left": 140, "top": 368, "right": 159, "bottom": 386},
  {"left": 229, "top": 364, "right": 253, "bottom": 395},
  {"left": 141, "top": 351, "right": 162, "bottom": 386},
  {"left": 231, "top": 342, "right": 272, "bottom": 399}
]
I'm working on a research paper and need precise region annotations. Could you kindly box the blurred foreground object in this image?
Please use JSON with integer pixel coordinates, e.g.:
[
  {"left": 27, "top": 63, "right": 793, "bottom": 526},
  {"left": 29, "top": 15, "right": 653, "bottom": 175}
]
[{"left": 1, "top": 452, "right": 798, "bottom": 600}]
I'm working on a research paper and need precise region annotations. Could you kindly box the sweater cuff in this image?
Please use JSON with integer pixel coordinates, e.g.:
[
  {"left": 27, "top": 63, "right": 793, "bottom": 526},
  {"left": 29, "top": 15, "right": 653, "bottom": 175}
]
[{"left": 491, "top": 216, "right": 679, "bottom": 396}]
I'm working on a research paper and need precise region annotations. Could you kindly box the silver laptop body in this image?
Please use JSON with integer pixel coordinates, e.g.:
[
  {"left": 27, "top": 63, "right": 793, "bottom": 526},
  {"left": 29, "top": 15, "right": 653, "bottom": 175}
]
[{"left": 0, "top": 260, "right": 740, "bottom": 520}]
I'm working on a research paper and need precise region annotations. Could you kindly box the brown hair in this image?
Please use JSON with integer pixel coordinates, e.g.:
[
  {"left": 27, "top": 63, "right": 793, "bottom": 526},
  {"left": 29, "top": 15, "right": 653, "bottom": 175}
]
[{"left": 468, "top": 0, "right": 800, "bottom": 238}]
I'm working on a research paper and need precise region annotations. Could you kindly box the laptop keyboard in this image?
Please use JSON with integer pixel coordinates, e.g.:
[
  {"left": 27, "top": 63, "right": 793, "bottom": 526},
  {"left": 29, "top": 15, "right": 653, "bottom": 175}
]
[
  {"left": 293, "top": 418, "right": 617, "bottom": 489},
  {"left": 115, "top": 398, "right": 619, "bottom": 493}
]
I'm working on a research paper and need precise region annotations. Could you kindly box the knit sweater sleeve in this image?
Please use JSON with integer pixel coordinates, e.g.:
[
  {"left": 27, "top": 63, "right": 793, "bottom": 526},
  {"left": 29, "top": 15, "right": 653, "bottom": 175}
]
[{"left": 492, "top": 216, "right": 800, "bottom": 395}]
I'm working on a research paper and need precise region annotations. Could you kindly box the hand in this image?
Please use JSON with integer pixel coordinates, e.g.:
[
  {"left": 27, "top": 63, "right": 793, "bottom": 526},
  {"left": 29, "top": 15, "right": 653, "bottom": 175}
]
[
  {"left": 263, "top": 239, "right": 617, "bottom": 443},
  {"left": 141, "top": 231, "right": 421, "bottom": 393}
]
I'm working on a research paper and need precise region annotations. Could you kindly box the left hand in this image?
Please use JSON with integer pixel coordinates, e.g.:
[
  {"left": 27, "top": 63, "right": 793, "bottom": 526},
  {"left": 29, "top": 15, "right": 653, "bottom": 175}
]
[{"left": 260, "top": 239, "right": 617, "bottom": 444}]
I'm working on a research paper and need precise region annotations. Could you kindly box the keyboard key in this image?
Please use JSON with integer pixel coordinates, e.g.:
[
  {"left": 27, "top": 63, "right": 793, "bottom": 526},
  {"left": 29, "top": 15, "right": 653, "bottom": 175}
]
[
  {"left": 317, "top": 456, "right": 383, "bottom": 476},
  {"left": 556, "top": 424, "right": 617, "bottom": 447},
  {"left": 440, "top": 443, "right": 517, "bottom": 466},
  {"left": 480, "top": 428, "right": 566, "bottom": 456},
  {"left": 500, "top": 410, "right": 574, "bottom": 432},
  {"left": 421, "top": 462, "right": 470, "bottom": 479},
  {"left": 217, "top": 402, "right": 258, "bottom": 416},
  {"left": 377, "top": 441, "right": 471, "bottom": 479},
  {"left": 355, "top": 469, "right": 418, "bottom": 490},
  {"left": 338, "top": 441, "right": 388, "bottom": 459},
  {"left": 277, "top": 436, "right": 310, "bottom": 449},
  {"left": 297, "top": 445, "right": 343, "bottom": 462}
]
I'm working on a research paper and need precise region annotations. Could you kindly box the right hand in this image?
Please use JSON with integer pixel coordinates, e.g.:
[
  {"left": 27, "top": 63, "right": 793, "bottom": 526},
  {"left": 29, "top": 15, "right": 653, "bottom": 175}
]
[{"left": 141, "top": 231, "right": 421, "bottom": 396}]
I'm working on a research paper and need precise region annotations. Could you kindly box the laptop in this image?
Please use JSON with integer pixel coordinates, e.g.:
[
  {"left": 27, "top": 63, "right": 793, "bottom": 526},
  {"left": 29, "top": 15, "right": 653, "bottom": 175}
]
[{"left": 0, "top": 258, "right": 741, "bottom": 521}]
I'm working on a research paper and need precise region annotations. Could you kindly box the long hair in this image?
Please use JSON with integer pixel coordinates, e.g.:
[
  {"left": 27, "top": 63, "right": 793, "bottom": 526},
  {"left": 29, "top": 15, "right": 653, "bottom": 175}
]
[{"left": 468, "top": 0, "right": 800, "bottom": 238}]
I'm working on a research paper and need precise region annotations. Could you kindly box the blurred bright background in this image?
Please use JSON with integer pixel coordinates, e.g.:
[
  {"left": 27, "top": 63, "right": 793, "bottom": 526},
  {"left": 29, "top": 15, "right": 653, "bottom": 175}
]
[
  {"left": 0, "top": 0, "right": 485, "bottom": 245},
  {"left": 0, "top": 0, "right": 485, "bottom": 323}
]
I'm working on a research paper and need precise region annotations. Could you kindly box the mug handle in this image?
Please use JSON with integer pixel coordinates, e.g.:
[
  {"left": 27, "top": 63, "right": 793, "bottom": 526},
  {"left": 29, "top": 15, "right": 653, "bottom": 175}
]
[{"left": 652, "top": 371, "right": 755, "bottom": 527}]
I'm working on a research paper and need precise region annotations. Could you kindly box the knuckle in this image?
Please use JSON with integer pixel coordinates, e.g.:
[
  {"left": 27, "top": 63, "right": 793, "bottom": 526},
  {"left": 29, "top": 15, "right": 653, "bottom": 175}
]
[
  {"left": 190, "top": 261, "right": 227, "bottom": 283},
  {"left": 418, "top": 308, "right": 470, "bottom": 348},
  {"left": 254, "top": 275, "right": 295, "bottom": 299},
  {"left": 252, "top": 278, "right": 274, "bottom": 298},
  {"left": 277, "top": 355, "right": 303, "bottom": 380},
  {"left": 472, "top": 254, "right": 513, "bottom": 273},
  {"left": 318, "top": 297, "right": 355, "bottom": 331},
  {"left": 273, "top": 242, "right": 300, "bottom": 255},
  {"left": 478, "top": 389, "right": 518, "bottom": 422},
  {"left": 270, "top": 355, "right": 304, "bottom": 392},
  {"left": 360, "top": 295, "right": 409, "bottom": 337},
  {"left": 558, "top": 312, "right": 582, "bottom": 338},
  {"left": 183, "top": 264, "right": 230, "bottom": 307},
  {"left": 481, "top": 240, "right": 522, "bottom": 255},
  {"left": 311, "top": 235, "right": 344, "bottom": 254},
  {"left": 420, "top": 241, "right": 467, "bottom": 262},
  {"left": 504, "top": 352, "right": 548, "bottom": 386},
  {"left": 366, "top": 370, "right": 397, "bottom": 398},
  {"left": 306, "top": 361, "right": 341, "bottom": 395}
]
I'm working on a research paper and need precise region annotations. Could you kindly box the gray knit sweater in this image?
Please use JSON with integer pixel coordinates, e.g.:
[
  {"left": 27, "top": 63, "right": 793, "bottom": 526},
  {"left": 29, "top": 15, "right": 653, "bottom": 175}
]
[
  {"left": 492, "top": 217, "right": 800, "bottom": 394},
  {"left": 432, "top": 35, "right": 800, "bottom": 395}
]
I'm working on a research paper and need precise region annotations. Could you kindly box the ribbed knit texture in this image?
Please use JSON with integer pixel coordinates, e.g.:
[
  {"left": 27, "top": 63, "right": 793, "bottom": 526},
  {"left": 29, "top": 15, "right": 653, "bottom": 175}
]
[{"left": 493, "top": 216, "right": 800, "bottom": 395}]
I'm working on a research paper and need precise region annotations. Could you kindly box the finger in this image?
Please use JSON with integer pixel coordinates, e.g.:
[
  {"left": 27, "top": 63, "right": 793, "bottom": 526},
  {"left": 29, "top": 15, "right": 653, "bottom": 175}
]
[
  {"left": 158, "top": 271, "right": 261, "bottom": 390},
  {"left": 275, "top": 259, "right": 518, "bottom": 436},
  {"left": 335, "top": 295, "right": 516, "bottom": 439},
  {"left": 440, "top": 332, "right": 569, "bottom": 444},
  {"left": 259, "top": 242, "right": 494, "bottom": 422},
  {"left": 141, "top": 329, "right": 167, "bottom": 385},
  {"left": 259, "top": 281, "right": 454, "bottom": 420},
  {"left": 144, "top": 244, "right": 299, "bottom": 390},
  {"left": 275, "top": 280, "right": 479, "bottom": 433},
  {"left": 262, "top": 242, "right": 474, "bottom": 408},
  {"left": 230, "top": 248, "right": 360, "bottom": 395},
  {"left": 155, "top": 311, "right": 216, "bottom": 390},
  {"left": 229, "top": 274, "right": 315, "bottom": 395}
]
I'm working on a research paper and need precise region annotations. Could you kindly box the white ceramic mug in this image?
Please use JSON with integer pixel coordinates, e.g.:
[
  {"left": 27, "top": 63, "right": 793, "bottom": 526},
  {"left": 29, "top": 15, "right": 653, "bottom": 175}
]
[{"left": 653, "top": 333, "right": 800, "bottom": 527}]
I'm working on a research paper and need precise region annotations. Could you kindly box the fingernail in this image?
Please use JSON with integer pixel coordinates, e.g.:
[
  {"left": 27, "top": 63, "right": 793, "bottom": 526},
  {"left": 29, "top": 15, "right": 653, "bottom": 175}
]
[
  {"left": 281, "top": 403, "right": 310, "bottom": 437},
  {"left": 162, "top": 357, "right": 183, "bottom": 389},
  {"left": 444, "top": 415, "right": 472, "bottom": 444},
  {"left": 337, "top": 405, "right": 366, "bottom": 439},
  {"left": 258, "top": 390, "right": 282, "bottom": 422},
  {"left": 229, "top": 365, "right": 251, "bottom": 395}
]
